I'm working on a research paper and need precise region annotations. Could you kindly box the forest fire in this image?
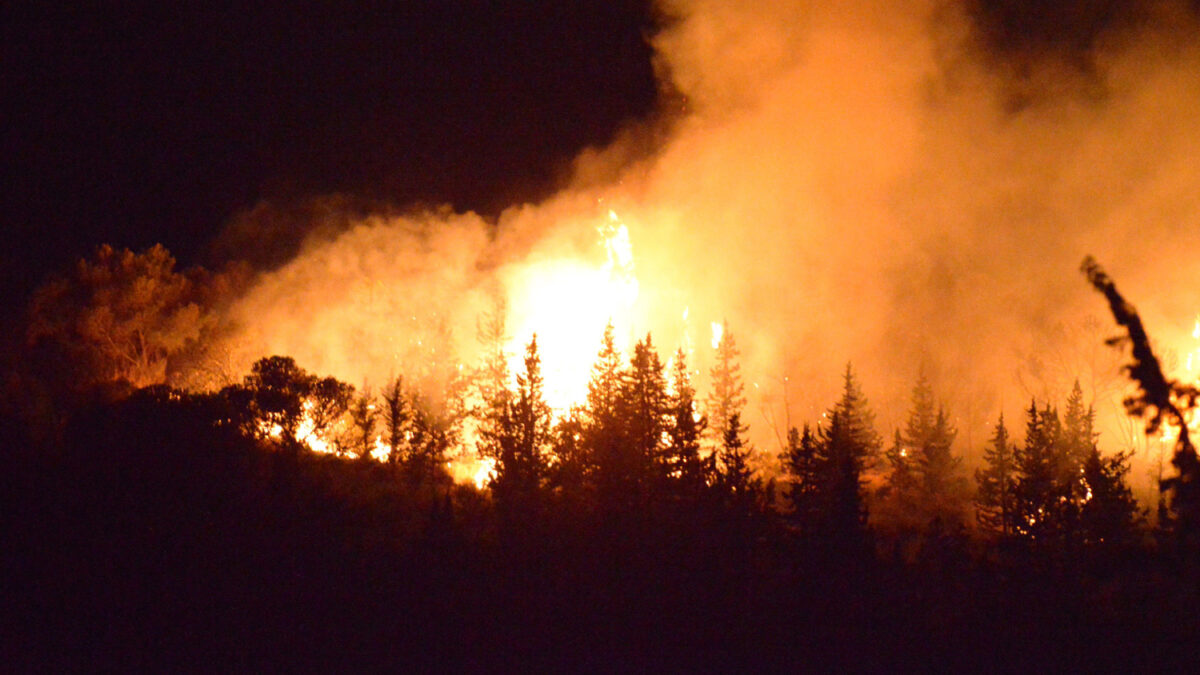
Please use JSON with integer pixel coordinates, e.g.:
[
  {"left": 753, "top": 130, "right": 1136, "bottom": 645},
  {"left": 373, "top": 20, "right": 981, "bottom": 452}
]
[{"left": 504, "top": 209, "right": 643, "bottom": 411}]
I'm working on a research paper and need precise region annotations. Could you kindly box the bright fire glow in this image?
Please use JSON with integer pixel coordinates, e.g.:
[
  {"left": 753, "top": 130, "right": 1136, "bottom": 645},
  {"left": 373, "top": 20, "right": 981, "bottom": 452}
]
[
  {"left": 711, "top": 321, "right": 724, "bottom": 350},
  {"left": 505, "top": 210, "right": 641, "bottom": 410}
]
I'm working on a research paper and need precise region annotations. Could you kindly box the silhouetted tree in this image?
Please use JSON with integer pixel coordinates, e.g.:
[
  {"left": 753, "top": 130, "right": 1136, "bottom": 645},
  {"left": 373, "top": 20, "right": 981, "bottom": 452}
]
[
  {"left": 817, "top": 409, "right": 868, "bottom": 541},
  {"left": 874, "top": 428, "right": 924, "bottom": 538},
  {"left": 621, "top": 334, "right": 669, "bottom": 485},
  {"left": 482, "top": 336, "right": 553, "bottom": 506},
  {"left": 404, "top": 393, "right": 453, "bottom": 486},
  {"left": 349, "top": 387, "right": 378, "bottom": 461},
  {"left": 715, "top": 412, "right": 760, "bottom": 512},
  {"left": 975, "top": 414, "right": 1016, "bottom": 537},
  {"left": 1012, "top": 401, "right": 1068, "bottom": 541},
  {"left": 584, "top": 322, "right": 639, "bottom": 508},
  {"left": 1083, "top": 256, "right": 1200, "bottom": 541},
  {"left": 829, "top": 363, "right": 882, "bottom": 471},
  {"left": 806, "top": 366, "right": 879, "bottom": 542},
  {"left": 1079, "top": 447, "right": 1143, "bottom": 545},
  {"left": 381, "top": 376, "right": 412, "bottom": 465},
  {"left": 665, "top": 348, "right": 710, "bottom": 497},
  {"left": 243, "top": 355, "right": 316, "bottom": 450},
  {"left": 783, "top": 424, "right": 823, "bottom": 532},
  {"left": 706, "top": 321, "right": 746, "bottom": 450}
]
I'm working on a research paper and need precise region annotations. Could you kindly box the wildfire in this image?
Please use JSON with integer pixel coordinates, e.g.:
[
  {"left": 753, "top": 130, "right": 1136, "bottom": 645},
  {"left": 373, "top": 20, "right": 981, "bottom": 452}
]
[{"left": 504, "top": 209, "right": 642, "bottom": 410}]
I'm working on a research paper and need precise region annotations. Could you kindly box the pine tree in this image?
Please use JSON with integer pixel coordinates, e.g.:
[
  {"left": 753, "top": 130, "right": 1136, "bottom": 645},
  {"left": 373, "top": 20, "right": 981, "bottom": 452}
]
[
  {"left": 975, "top": 414, "right": 1016, "bottom": 536},
  {"left": 584, "top": 322, "right": 636, "bottom": 507},
  {"left": 716, "top": 412, "right": 759, "bottom": 507},
  {"left": 818, "top": 409, "right": 868, "bottom": 539},
  {"left": 665, "top": 348, "right": 709, "bottom": 496},
  {"left": 828, "top": 363, "right": 882, "bottom": 472},
  {"left": 1013, "top": 401, "right": 1067, "bottom": 541},
  {"left": 875, "top": 428, "right": 924, "bottom": 536},
  {"left": 1079, "top": 447, "right": 1143, "bottom": 545},
  {"left": 381, "top": 376, "right": 411, "bottom": 465},
  {"left": 621, "top": 334, "right": 669, "bottom": 483},
  {"left": 484, "top": 335, "right": 553, "bottom": 508},
  {"left": 706, "top": 321, "right": 747, "bottom": 449},
  {"left": 920, "top": 406, "right": 968, "bottom": 524},
  {"left": 1059, "top": 379, "right": 1096, "bottom": 517},
  {"left": 348, "top": 387, "right": 378, "bottom": 461},
  {"left": 783, "top": 424, "right": 822, "bottom": 532}
]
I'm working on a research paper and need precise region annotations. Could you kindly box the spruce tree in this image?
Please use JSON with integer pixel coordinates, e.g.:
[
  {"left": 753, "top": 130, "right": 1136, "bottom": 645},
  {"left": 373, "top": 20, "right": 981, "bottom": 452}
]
[
  {"left": 1079, "top": 447, "right": 1143, "bottom": 545},
  {"left": 706, "top": 321, "right": 747, "bottom": 450},
  {"left": 666, "top": 348, "right": 709, "bottom": 496},
  {"left": 381, "top": 376, "right": 411, "bottom": 465},
  {"left": 584, "top": 322, "right": 636, "bottom": 507},
  {"left": 348, "top": 387, "right": 378, "bottom": 461},
  {"left": 716, "top": 412, "right": 759, "bottom": 511},
  {"left": 975, "top": 414, "right": 1016, "bottom": 537},
  {"left": 621, "top": 334, "right": 669, "bottom": 484},
  {"left": 485, "top": 335, "right": 553, "bottom": 510},
  {"left": 818, "top": 409, "right": 868, "bottom": 539},
  {"left": 1013, "top": 401, "right": 1067, "bottom": 541},
  {"left": 783, "top": 424, "right": 823, "bottom": 532},
  {"left": 828, "top": 363, "right": 882, "bottom": 472}
]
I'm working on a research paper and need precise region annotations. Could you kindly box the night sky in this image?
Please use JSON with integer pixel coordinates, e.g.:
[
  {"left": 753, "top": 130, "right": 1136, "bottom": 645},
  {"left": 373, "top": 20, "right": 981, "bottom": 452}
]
[
  {"left": 1, "top": 1, "right": 660, "bottom": 310},
  {"left": 2, "top": 0, "right": 1184, "bottom": 313}
]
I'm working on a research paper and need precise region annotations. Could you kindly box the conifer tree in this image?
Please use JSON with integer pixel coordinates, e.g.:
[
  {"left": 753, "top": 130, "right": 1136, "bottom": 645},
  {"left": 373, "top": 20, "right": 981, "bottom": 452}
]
[
  {"left": 975, "top": 414, "right": 1016, "bottom": 536},
  {"left": 875, "top": 428, "right": 924, "bottom": 535},
  {"left": 783, "top": 424, "right": 823, "bottom": 531},
  {"left": 349, "top": 387, "right": 378, "bottom": 461},
  {"left": 483, "top": 335, "right": 553, "bottom": 507},
  {"left": 1013, "top": 401, "right": 1067, "bottom": 541},
  {"left": 706, "top": 321, "right": 747, "bottom": 449},
  {"left": 1059, "top": 379, "right": 1096, "bottom": 508},
  {"left": 665, "top": 348, "right": 709, "bottom": 495},
  {"left": 1079, "top": 447, "right": 1142, "bottom": 545},
  {"left": 716, "top": 412, "right": 758, "bottom": 507},
  {"left": 818, "top": 409, "right": 868, "bottom": 539},
  {"left": 381, "top": 376, "right": 411, "bottom": 465},
  {"left": 621, "top": 334, "right": 669, "bottom": 482},
  {"left": 829, "top": 363, "right": 882, "bottom": 471},
  {"left": 584, "top": 322, "right": 637, "bottom": 506}
]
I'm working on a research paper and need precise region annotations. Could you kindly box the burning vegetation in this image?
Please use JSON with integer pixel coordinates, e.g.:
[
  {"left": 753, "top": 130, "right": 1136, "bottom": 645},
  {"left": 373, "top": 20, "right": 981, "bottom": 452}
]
[{"left": 10, "top": 0, "right": 1200, "bottom": 669}]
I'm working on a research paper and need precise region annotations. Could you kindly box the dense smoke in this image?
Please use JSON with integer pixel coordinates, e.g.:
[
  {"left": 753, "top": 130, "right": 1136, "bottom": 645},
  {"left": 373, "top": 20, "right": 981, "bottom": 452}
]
[{"left": 209, "top": 0, "right": 1200, "bottom": 490}]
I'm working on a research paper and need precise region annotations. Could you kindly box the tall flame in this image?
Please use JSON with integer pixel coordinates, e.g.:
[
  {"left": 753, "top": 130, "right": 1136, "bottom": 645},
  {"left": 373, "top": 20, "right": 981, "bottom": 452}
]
[{"left": 505, "top": 209, "right": 641, "bottom": 410}]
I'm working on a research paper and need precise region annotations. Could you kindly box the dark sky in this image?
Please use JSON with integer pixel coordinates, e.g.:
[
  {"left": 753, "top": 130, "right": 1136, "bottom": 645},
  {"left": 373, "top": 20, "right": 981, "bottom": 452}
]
[
  {"left": 1, "top": 1, "right": 660, "bottom": 306},
  {"left": 2, "top": 0, "right": 1181, "bottom": 311}
]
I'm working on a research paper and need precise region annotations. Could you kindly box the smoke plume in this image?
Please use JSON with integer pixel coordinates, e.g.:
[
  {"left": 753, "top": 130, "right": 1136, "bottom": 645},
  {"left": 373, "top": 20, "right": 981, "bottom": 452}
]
[{"left": 210, "top": 1, "right": 1200, "bottom": 487}]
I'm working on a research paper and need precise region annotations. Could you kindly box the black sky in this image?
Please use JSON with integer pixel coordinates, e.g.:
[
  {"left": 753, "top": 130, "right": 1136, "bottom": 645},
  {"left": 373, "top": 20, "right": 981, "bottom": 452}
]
[
  {"left": 3, "top": 0, "right": 1185, "bottom": 313},
  {"left": 1, "top": 1, "right": 660, "bottom": 308}
]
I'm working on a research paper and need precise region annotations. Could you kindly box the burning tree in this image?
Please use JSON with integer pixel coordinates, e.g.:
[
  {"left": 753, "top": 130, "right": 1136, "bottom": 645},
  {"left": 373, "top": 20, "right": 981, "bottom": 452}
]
[{"left": 1082, "top": 257, "right": 1200, "bottom": 543}]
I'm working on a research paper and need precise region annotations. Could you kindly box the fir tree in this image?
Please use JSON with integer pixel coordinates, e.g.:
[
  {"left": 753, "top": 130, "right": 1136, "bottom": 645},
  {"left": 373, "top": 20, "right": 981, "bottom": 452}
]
[
  {"left": 584, "top": 322, "right": 638, "bottom": 507},
  {"left": 484, "top": 336, "right": 553, "bottom": 509},
  {"left": 665, "top": 348, "right": 709, "bottom": 496},
  {"left": 706, "top": 321, "right": 747, "bottom": 449},
  {"left": 975, "top": 414, "right": 1016, "bottom": 537},
  {"left": 621, "top": 334, "right": 669, "bottom": 482},
  {"left": 348, "top": 387, "right": 378, "bottom": 461},
  {"left": 381, "top": 376, "right": 411, "bottom": 465},
  {"left": 783, "top": 424, "right": 823, "bottom": 532},
  {"left": 1079, "top": 447, "right": 1143, "bottom": 545},
  {"left": 818, "top": 409, "right": 868, "bottom": 539},
  {"left": 828, "top": 363, "right": 882, "bottom": 472},
  {"left": 1013, "top": 401, "right": 1067, "bottom": 541},
  {"left": 1059, "top": 379, "right": 1097, "bottom": 511}
]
